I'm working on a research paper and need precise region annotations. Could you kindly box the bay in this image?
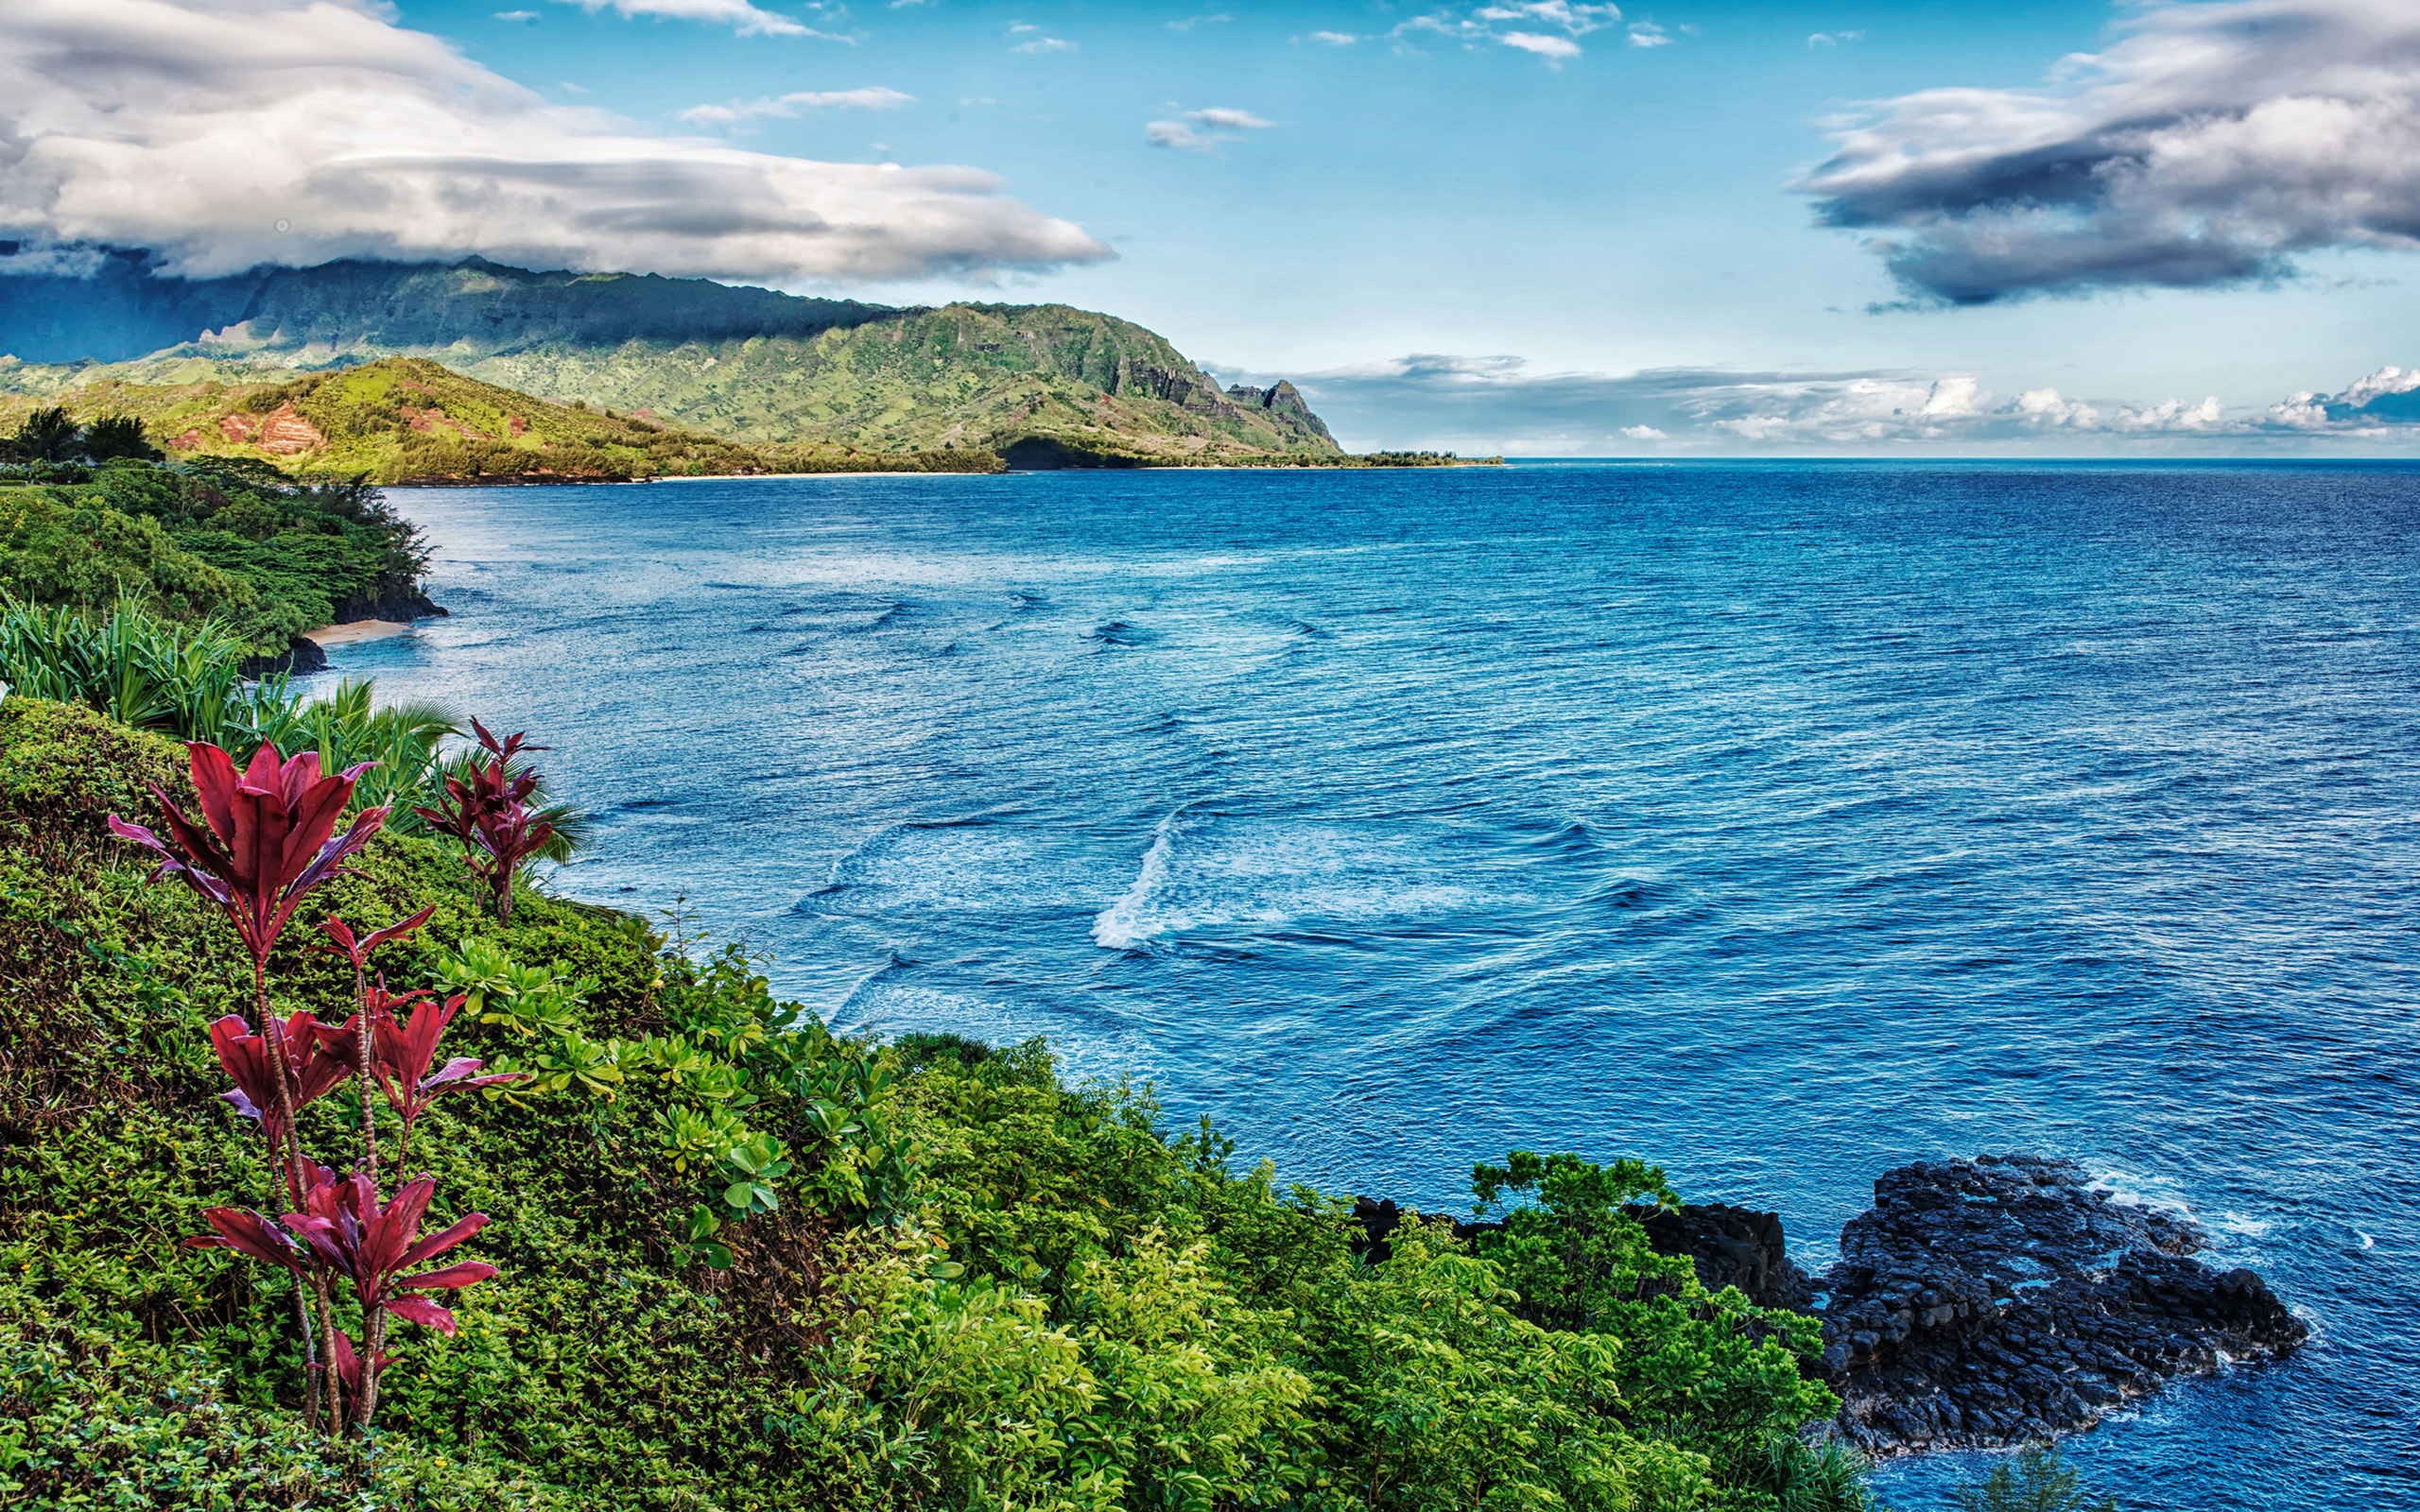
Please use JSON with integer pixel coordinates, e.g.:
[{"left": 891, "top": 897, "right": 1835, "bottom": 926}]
[{"left": 332, "top": 461, "right": 2420, "bottom": 1510}]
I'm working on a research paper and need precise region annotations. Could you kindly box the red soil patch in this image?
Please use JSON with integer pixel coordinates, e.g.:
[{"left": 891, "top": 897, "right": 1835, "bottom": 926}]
[
  {"left": 166, "top": 429, "right": 202, "bottom": 452},
  {"left": 402, "top": 405, "right": 490, "bottom": 442},
  {"left": 507, "top": 414, "right": 528, "bottom": 436},
  {"left": 217, "top": 404, "right": 324, "bottom": 455}
]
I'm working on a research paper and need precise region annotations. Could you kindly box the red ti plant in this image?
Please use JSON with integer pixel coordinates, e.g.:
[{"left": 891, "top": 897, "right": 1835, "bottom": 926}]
[
  {"left": 413, "top": 719, "right": 554, "bottom": 925},
  {"left": 110, "top": 743, "right": 388, "bottom": 1195},
  {"left": 208, "top": 1012, "right": 351, "bottom": 1203},
  {"left": 185, "top": 1168, "right": 496, "bottom": 1431},
  {"left": 320, "top": 906, "right": 436, "bottom": 1168},
  {"left": 284, "top": 1169, "right": 497, "bottom": 1429},
  {"left": 323, "top": 982, "right": 527, "bottom": 1172},
  {"left": 112, "top": 741, "right": 387, "bottom": 1426}
]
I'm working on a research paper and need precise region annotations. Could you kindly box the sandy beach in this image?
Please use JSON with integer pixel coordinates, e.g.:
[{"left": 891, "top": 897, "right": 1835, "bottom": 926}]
[{"left": 304, "top": 619, "right": 414, "bottom": 646}]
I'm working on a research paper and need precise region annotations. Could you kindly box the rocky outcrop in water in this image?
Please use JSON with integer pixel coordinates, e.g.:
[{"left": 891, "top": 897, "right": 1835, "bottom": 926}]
[
  {"left": 330, "top": 583, "right": 448, "bottom": 625},
  {"left": 1808, "top": 1154, "right": 2305, "bottom": 1456},
  {"left": 1353, "top": 1152, "right": 2304, "bottom": 1458},
  {"left": 239, "top": 635, "right": 328, "bottom": 679}
]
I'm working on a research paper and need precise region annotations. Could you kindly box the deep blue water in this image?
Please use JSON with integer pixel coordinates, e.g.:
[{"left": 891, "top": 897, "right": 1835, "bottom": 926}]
[{"left": 334, "top": 462, "right": 2420, "bottom": 1509}]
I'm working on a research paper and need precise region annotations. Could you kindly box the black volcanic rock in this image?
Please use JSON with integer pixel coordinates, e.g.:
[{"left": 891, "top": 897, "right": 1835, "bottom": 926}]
[
  {"left": 1812, "top": 1154, "right": 2306, "bottom": 1455},
  {"left": 330, "top": 582, "right": 448, "bottom": 624},
  {"left": 239, "top": 635, "right": 328, "bottom": 679}
]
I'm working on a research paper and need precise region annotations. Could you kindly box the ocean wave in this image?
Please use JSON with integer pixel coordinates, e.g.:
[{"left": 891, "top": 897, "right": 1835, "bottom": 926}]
[
  {"left": 1091, "top": 810, "right": 1541, "bottom": 951},
  {"left": 1082, "top": 619, "right": 1152, "bottom": 647}
]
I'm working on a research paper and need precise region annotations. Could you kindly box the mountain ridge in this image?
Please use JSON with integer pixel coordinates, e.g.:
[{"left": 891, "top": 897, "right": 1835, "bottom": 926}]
[{"left": 0, "top": 255, "right": 1345, "bottom": 461}]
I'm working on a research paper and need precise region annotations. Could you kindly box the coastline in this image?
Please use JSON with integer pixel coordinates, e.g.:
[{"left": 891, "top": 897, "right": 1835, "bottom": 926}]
[{"left": 304, "top": 618, "right": 413, "bottom": 646}]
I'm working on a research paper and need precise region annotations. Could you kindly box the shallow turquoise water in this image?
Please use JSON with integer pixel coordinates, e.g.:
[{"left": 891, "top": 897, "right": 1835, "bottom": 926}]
[{"left": 336, "top": 462, "right": 2420, "bottom": 1508}]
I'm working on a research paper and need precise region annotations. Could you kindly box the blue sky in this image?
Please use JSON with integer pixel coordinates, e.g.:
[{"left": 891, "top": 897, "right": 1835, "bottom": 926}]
[{"left": 9, "top": 0, "right": 2420, "bottom": 451}]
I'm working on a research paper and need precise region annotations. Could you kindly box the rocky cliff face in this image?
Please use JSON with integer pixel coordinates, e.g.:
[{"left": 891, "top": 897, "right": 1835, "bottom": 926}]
[
  {"left": 1810, "top": 1154, "right": 2305, "bottom": 1455},
  {"left": 1226, "top": 380, "right": 1338, "bottom": 448}
]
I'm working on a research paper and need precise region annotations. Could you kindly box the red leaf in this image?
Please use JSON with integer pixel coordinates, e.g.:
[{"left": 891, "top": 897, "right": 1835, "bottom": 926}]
[
  {"left": 398, "top": 1211, "right": 490, "bottom": 1270},
  {"left": 397, "top": 1260, "right": 498, "bottom": 1291},
  {"left": 381, "top": 1295, "right": 461, "bottom": 1334},
  {"left": 190, "top": 1207, "right": 307, "bottom": 1273}
]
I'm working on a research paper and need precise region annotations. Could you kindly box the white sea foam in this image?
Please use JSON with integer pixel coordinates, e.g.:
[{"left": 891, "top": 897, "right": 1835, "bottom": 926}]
[{"left": 1091, "top": 811, "right": 1524, "bottom": 950}]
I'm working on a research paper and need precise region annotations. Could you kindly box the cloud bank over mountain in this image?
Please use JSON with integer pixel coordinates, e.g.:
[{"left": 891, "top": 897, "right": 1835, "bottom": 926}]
[
  {"left": 1253, "top": 353, "right": 2420, "bottom": 454},
  {"left": 1798, "top": 0, "right": 2420, "bottom": 303},
  {"left": 0, "top": 0, "right": 1108, "bottom": 284}
]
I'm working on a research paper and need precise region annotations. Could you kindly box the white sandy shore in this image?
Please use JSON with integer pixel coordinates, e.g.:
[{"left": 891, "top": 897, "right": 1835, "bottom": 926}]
[{"left": 304, "top": 620, "right": 414, "bottom": 646}]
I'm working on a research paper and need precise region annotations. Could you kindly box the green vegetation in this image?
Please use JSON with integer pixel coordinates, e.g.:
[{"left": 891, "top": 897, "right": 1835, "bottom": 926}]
[
  {"left": 0, "top": 598, "right": 578, "bottom": 857},
  {"left": 0, "top": 683, "right": 1872, "bottom": 1509},
  {"left": 0, "top": 359, "right": 1005, "bottom": 486},
  {"left": 0, "top": 430, "right": 431, "bottom": 652},
  {"left": 1948, "top": 1444, "right": 2118, "bottom": 1512}
]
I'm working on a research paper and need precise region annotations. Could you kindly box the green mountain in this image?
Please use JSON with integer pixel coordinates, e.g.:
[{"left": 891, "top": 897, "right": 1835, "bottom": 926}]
[
  {"left": 0, "top": 356, "right": 998, "bottom": 485},
  {"left": 0, "top": 258, "right": 1348, "bottom": 464}
]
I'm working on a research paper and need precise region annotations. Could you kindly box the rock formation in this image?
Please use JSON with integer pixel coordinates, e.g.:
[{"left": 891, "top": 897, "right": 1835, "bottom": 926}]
[
  {"left": 1353, "top": 1152, "right": 2305, "bottom": 1459},
  {"left": 1807, "top": 1154, "right": 2304, "bottom": 1455}
]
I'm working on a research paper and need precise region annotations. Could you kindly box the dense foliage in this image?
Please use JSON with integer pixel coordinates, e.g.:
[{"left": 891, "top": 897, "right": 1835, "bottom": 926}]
[
  {"left": 0, "top": 359, "right": 1010, "bottom": 486},
  {"left": 0, "top": 455, "right": 425, "bottom": 652},
  {"left": 0, "top": 696, "right": 1870, "bottom": 1510}
]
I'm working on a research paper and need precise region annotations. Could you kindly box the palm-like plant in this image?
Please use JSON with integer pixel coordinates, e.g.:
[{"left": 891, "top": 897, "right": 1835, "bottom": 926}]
[
  {"left": 110, "top": 740, "right": 389, "bottom": 1425},
  {"left": 415, "top": 720, "right": 559, "bottom": 923}
]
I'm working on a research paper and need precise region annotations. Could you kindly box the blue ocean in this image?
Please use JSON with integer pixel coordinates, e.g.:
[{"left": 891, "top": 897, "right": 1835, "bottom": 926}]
[{"left": 334, "top": 462, "right": 2419, "bottom": 1509}]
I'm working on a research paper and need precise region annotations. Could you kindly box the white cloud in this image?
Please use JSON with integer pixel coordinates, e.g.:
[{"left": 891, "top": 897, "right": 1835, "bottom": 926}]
[
  {"left": 493, "top": 9, "right": 538, "bottom": 20},
  {"left": 1009, "top": 23, "right": 1073, "bottom": 53},
  {"left": 1400, "top": 2, "right": 1619, "bottom": 61},
  {"left": 0, "top": 0, "right": 1110, "bottom": 284},
  {"left": 1501, "top": 31, "right": 1580, "bottom": 59},
  {"left": 1807, "top": 29, "right": 1862, "bottom": 46},
  {"left": 1146, "top": 120, "right": 1214, "bottom": 150},
  {"left": 1626, "top": 23, "right": 1670, "bottom": 46},
  {"left": 1311, "top": 30, "right": 1358, "bottom": 45},
  {"left": 1167, "top": 13, "right": 1230, "bottom": 30},
  {"left": 1242, "top": 351, "right": 2420, "bottom": 453},
  {"left": 1189, "top": 107, "right": 1274, "bottom": 129},
  {"left": 550, "top": 0, "right": 821, "bottom": 39},
  {"left": 1798, "top": 0, "right": 2420, "bottom": 302},
  {"left": 1147, "top": 106, "right": 1276, "bottom": 151},
  {"left": 679, "top": 85, "right": 913, "bottom": 127},
  {"left": 2339, "top": 364, "right": 2420, "bottom": 405}
]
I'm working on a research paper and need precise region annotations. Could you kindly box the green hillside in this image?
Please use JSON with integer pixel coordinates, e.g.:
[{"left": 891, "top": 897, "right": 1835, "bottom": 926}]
[
  {"left": 0, "top": 358, "right": 998, "bottom": 484},
  {"left": 0, "top": 259, "right": 1363, "bottom": 464}
]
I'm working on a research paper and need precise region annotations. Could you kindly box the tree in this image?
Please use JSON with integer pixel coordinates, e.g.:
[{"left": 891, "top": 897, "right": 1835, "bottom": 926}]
[
  {"left": 13, "top": 406, "right": 82, "bottom": 462},
  {"left": 83, "top": 415, "right": 164, "bottom": 462}
]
